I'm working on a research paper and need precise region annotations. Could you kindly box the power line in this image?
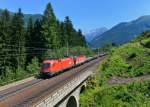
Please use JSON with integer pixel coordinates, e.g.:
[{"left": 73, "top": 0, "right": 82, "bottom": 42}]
[
  {"left": 2, "top": 45, "right": 52, "bottom": 51},
  {"left": 1, "top": 48, "right": 50, "bottom": 52},
  {"left": 0, "top": 51, "right": 61, "bottom": 57},
  {"left": 1, "top": 39, "right": 46, "bottom": 44}
]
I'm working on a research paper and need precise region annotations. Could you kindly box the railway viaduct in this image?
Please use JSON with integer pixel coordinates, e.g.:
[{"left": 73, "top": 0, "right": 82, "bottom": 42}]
[
  {"left": 35, "top": 68, "right": 91, "bottom": 107},
  {"left": 33, "top": 56, "right": 101, "bottom": 107},
  {"left": 34, "top": 67, "right": 93, "bottom": 107},
  {"left": 0, "top": 55, "right": 105, "bottom": 107}
]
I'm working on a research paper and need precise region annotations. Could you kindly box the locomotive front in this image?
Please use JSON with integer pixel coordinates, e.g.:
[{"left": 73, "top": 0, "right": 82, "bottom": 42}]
[{"left": 41, "top": 60, "right": 53, "bottom": 77}]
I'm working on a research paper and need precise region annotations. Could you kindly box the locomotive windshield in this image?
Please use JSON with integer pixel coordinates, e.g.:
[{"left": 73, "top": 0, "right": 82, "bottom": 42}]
[{"left": 42, "top": 63, "right": 51, "bottom": 68}]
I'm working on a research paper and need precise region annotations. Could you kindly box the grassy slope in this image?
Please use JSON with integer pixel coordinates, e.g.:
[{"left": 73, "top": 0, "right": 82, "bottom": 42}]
[
  {"left": 102, "top": 38, "right": 150, "bottom": 78},
  {"left": 80, "top": 81, "right": 150, "bottom": 107},
  {"left": 80, "top": 32, "right": 150, "bottom": 107}
]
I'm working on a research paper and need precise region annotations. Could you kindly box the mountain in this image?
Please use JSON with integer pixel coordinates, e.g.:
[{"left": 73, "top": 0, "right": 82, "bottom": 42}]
[
  {"left": 84, "top": 27, "right": 108, "bottom": 42},
  {"left": 0, "top": 9, "right": 42, "bottom": 25},
  {"left": 23, "top": 14, "right": 42, "bottom": 25},
  {"left": 90, "top": 15, "right": 150, "bottom": 48}
]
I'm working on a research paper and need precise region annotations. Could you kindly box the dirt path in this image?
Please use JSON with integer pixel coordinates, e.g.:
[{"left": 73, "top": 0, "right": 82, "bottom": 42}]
[{"left": 108, "top": 74, "right": 150, "bottom": 85}]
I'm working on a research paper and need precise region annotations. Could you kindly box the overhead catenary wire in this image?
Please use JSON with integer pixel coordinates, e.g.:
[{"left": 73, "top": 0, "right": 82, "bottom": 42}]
[
  {"left": 0, "top": 54, "right": 62, "bottom": 62},
  {"left": 0, "top": 51, "right": 65, "bottom": 58},
  {"left": 1, "top": 39, "right": 47, "bottom": 44},
  {"left": 1, "top": 44, "right": 69, "bottom": 52},
  {"left": 1, "top": 48, "right": 51, "bottom": 52},
  {"left": 0, "top": 52, "right": 46, "bottom": 57},
  {"left": 2, "top": 44, "right": 52, "bottom": 50},
  {"left": 0, "top": 42, "right": 70, "bottom": 62},
  {"left": 1, "top": 39, "right": 67, "bottom": 48},
  {"left": 2, "top": 44, "right": 45, "bottom": 49}
]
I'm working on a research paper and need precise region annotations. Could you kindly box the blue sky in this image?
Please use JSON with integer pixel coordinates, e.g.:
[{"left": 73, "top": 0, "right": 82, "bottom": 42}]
[{"left": 0, "top": 0, "right": 150, "bottom": 32}]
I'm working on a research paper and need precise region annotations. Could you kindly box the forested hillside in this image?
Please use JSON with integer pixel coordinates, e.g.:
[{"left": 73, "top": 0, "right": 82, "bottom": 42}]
[
  {"left": 0, "top": 3, "right": 88, "bottom": 85},
  {"left": 80, "top": 31, "right": 150, "bottom": 107},
  {"left": 0, "top": 9, "right": 43, "bottom": 26},
  {"left": 90, "top": 15, "right": 150, "bottom": 48}
]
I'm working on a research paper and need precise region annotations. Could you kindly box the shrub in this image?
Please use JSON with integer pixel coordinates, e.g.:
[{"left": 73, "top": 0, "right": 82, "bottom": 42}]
[
  {"left": 80, "top": 80, "right": 150, "bottom": 107},
  {"left": 128, "top": 53, "right": 136, "bottom": 59},
  {"left": 26, "top": 57, "right": 40, "bottom": 74}
]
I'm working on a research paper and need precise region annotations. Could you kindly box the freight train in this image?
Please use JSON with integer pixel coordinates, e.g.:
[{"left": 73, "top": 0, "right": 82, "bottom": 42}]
[{"left": 40, "top": 55, "right": 86, "bottom": 77}]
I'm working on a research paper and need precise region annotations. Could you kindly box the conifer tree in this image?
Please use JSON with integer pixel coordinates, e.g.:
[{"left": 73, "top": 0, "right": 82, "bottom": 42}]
[
  {"left": 41, "top": 3, "right": 60, "bottom": 50},
  {"left": 10, "top": 8, "right": 26, "bottom": 69},
  {"left": 0, "top": 2, "right": 88, "bottom": 82},
  {"left": 77, "top": 29, "right": 87, "bottom": 47},
  {"left": 59, "top": 22, "right": 66, "bottom": 47},
  {"left": 25, "top": 17, "right": 34, "bottom": 63},
  {"left": 32, "top": 19, "right": 44, "bottom": 61},
  {"left": 0, "top": 9, "right": 11, "bottom": 76},
  {"left": 64, "top": 16, "right": 74, "bottom": 47},
  {"left": 63, "top": 16, "right": 87, "bottom": 47}
]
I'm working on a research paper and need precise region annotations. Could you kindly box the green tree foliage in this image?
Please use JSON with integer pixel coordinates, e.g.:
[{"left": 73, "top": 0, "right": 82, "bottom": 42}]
[
  {"left": 80, "top": 32, "right": 150, "bottom": 107},
  {"left": 41, "top": 3, "right": 60, "bottom": 50},
  {"left": 58, "top": 21, "right": 65, "bottom": 47},
  {"left": 0, "top": 9, "right": 11, "bottom": 76},
  {"left": 26, "top": 57, "right": 40, "bottom": 74},
  {"left": 77, "top": 29, "right": 86, "bottom": 47},
  {"left": 25, "top": 17, "right": 34, "bottom": 63},
  {"left": 80, "top": 80, "right": 150, "bottom": 107},
  {"left": 101, "top": 35, "right": 150, "bottom": 77},
  {"left": 25, "top": 18, "right": 44, "bottom": 63},
  {"left": 9, "top": 8, "right": 26, "bottom": 69},
  {"left": 0, "top": 2, "right": 88, "bottom": 85},
  {"left": 32, "top": 19, "right": 45, "bottom": 61},
  {"left": 64, "top": 16, "right": 75, "bottom": 47},
  {"left": 63, "top": 16, "right": 87, "bottom": 47}
]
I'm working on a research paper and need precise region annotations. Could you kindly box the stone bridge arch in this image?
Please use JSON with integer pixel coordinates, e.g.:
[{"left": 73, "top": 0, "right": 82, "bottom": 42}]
[{"left": 66, "top": 96, "right": 77, "bottom": 107}]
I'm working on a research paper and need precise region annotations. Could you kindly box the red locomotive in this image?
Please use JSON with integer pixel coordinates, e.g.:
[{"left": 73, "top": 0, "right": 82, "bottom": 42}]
[{"left": 41, "top": 55, "right": 86, "bottom": 76}]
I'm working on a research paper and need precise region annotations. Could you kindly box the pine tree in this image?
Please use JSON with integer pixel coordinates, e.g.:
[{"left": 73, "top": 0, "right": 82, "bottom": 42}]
[
  {"left": 0, "top": 9, "right": 11, "bottom": 76},
  {"left": 41, "top": 3, "right": 60, "bottom": 50},
  {"left": 64, "top": 16, "right": 73, "bottom": 46},
  {"left": 63, "top": 16, "right": 86, "bottom": 47},
  {"left": 77, "top": 29, "right": 87, "bottom": 47},
  {"left": 0, "top": 2, "right": 88, "bottom": 82},
  {"left": 10, "top": 8, "right": 26, "bottom": 70},
  {"left": 25, "top": 17, "right": 34, "bottom": 64},
  {"left": 59, "top": 22, "right": 67, "bottom": 47},
  {"left": 32, "top": 19, "right": 45, "bottom": 61}
]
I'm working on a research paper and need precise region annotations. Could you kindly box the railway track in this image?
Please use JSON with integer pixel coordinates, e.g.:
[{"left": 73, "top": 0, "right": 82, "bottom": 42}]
[
  {"left": 0, "top": 55, "right": 106, "bottom": 107},
  {"left": 0, "top": 79, "right": 42, "bottom": 101}
]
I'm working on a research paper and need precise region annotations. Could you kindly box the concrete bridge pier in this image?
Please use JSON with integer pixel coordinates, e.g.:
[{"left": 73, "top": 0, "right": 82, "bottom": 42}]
[{"left": 57, "top": 83, "right": 86, "bottom": 107}]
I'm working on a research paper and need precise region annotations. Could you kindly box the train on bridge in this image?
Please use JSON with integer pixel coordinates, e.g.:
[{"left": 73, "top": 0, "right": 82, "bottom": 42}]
[
  {"left": 41, "top": 54, "right": 106, "bottom": 77},
  {"left": 41, "top": 55, "right": 86, "bottom": 77}
]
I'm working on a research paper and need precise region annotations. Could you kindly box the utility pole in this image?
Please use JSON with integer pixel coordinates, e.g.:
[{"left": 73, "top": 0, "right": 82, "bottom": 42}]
[
  {"left": 18, "top": 40, "right": 20, "bottom": 69},
  {"left": 98, "top": 48, "right": 100, "bottom": 55},
  {"left": 67, "top": 41, "right": 69, "bottom": 57}
]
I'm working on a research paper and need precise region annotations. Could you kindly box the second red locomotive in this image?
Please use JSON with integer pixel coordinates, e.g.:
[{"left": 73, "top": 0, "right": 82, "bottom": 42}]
[{"left": 41, "top": 55, "right": 86, "bottom": 76}]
